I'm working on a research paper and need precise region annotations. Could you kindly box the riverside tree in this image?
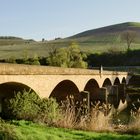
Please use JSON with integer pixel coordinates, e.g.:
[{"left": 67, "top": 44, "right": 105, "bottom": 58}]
[
  {"left": 121, "top": 30, "right": 137, "bottom": 51},
  {"left": 67, "top": 42, "right": 87, "bottom": 68},
  {"left": 47, "top": 42, "right": 87, "bottom": 68},
  {"left": 47, "top": 47, "right": 68, "bottom": 67}
]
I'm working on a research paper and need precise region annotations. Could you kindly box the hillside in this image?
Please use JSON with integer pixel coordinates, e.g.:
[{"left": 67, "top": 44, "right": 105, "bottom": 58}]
[
  {"left": 0, "top": 36, "right": 35, "bottom": 46},
  {"left": 0, "top": 22, "right": 140, "bottom": 59},
  {"left": 50, "top": 22, "right": 140, "bottom": 54},
  {"left": 68, "top": 22, "right": 140, "bottom": 43}
]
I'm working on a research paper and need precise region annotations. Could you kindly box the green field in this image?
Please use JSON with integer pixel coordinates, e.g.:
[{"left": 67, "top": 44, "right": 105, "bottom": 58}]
[
  {"left": 0, "top": 41, "right": 140, "bottom": 59},
  {"left": 1, "top": 121, "right": 140, "bottom": 140},
  {"left": 0, "top": 22, "right": 140, "bottom": 59}
]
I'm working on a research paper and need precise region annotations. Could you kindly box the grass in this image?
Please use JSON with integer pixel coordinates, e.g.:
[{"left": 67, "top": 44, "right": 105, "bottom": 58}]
[
  {"left": 1, "top": 120, "right": 140, "bottom": 140},
  {"left": 128, "top": 22, "right": 140, "bottom": 27},
  {"left": 0, "top": 40, "right": 140, "bottom": 59},
  {"left": 0, "top": 42, "right": 51, "bottom": 59},
  {"left": 0, "top": 22, "right": 140, "bottom": 60},
  {"left": 1, "top": 94, "right": 140, "bottom": 140}
]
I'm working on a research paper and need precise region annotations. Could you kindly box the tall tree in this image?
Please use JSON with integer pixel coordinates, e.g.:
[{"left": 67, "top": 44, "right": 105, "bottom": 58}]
[
  {"left": 67, "top": 42, "right": 87, "bottom": 68},
  {"left": 121, "top": 30, "right": 137, "bottom": 51},
  {"left": 47, "top": 43, "right": 87, "bottom": 68},
  {"left": 47, "top": 47, "right": 68, "bottom": 67}
]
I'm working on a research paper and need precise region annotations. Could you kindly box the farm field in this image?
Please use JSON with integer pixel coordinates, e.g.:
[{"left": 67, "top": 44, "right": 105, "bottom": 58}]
[{"left": 0, "top": 22, "right": 140, "bottom": 59}]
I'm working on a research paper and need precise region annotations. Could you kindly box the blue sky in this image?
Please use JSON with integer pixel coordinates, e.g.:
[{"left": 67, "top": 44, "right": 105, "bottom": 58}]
[{"left": 0, "top": 0, "right": 140, "bottom": 40}]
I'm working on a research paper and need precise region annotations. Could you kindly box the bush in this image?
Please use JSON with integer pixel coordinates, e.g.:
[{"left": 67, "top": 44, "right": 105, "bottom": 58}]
[
  {"left": 56, "top": 98, "right": 78, "bottom": 128},
  {"left": 37, "top": 98, "right": 60, "bottom": 125},
  {"left": 0, "top": 119, "right": 18, "bottom": 140},
  {"left": 3, "top": 90, "right": 40, "bottom": 121},
  {"left": 55, "top": 98, "right": 113, "bottom": 132},
  {"left": 2, "top": 90, "right": 60, "bottom": 125},
  {"left": 126, "top": 109, "right": 140, "bottom": 134}
]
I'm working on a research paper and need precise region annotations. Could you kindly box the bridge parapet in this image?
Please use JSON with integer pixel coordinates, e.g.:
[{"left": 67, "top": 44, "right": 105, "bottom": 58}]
[{"left": 0, "top": 63, "right": 128, "bottom": 75}]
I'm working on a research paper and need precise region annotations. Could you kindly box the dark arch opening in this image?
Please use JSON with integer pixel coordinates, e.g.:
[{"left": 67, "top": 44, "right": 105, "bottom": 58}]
[
  {"left": 0, "top": 82, "right": 35, "bottom": 117},
  {"left": 114, "top": 77, "right": 120, "bottom": 85},
  {"left": 122, "top": 77, "right": 126, "bottom": 84},
  {"left": 50, "top": 80, "right": 80, "bottom": 102},
  {"left": 102, "top": 78, "right": 112, "bottom": 87},
  {"left": 84, "top": 79, "right": 99, "bottom": 102},
  {"left": 0, "top": 82, "right": 35, "bottom": 99}
]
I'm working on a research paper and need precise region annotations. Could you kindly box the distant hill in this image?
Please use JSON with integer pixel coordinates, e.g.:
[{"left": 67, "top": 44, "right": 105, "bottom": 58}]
[
  {"left": 67, "top": 22, "right": 140, "bottom": 43},
  {"left": 0, "top": 36, "right": 35, "bottom": 46},
  {"left": 0, "top": 22, "right": 140, "bottom": 59}
]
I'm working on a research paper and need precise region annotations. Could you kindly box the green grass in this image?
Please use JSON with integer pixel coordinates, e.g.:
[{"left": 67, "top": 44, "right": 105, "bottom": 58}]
[
  {"left": 1, "top": 120, "right": 140, "bottom": 140},
  {"left": 0, "top": 37, "right": 34, "bottom": 46},
  {"left": 0, "top": 40, "right": 140, "bottom": 59},
  {"left": 0, "top": 42, "right": 51, "bottom": 59},
  {"left": 0, "top": 22, "right": 140, "bottom": 59},
  {"left": 128, "top": 22, "right": 140, "bottom": 27}
]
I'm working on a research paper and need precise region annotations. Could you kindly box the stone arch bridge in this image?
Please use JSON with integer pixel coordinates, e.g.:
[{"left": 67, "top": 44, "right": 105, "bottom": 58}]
[{"left": 0, "top": 63, "right": 132, "bottom": 110}]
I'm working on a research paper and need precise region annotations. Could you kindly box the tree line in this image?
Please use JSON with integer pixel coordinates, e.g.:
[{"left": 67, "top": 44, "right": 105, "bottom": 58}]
[
  {"left": 0, "top": 30, "right": 138, "bottom": 68},
  {"left": 0, "top": 42, "right": 88, "bottom": 68}
]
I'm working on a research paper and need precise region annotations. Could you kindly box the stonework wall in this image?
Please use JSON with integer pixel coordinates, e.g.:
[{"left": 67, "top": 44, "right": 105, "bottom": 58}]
[
  {"left": 0, "top": 74, "right": 129, "bottom": 98},
  {"left": 0, "top": 63, "right": 128, "bottom": 75},
  {"left": 0, "top": 63, "right": 130, "bottom": 99}
]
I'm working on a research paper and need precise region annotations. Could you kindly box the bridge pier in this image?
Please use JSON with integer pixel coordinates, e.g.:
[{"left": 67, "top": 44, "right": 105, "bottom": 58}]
[
  {"left": 80, "top": 91, "right": 90, "bottom": 114},
  {"left": 109, "top": 85, "right": 119, "bottom": 108},
  {"left": 97, "top": 87, "right": 108, "bottom": 103},
  {"left": 107, "top": 84, "right": 127, "bottom": 111},
  {"left": 118, "top": 83, "right": 126, "bottom": 103}
]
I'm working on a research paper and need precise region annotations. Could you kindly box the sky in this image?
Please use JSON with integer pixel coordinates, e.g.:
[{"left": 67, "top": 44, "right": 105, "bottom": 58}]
[{"left": 0, "top": 0, "right": 140, "bottom": 40}]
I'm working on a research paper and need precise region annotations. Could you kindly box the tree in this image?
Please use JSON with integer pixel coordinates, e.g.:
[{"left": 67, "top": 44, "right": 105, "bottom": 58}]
[
  {"left": 42, "top": 38, "right": 45, "bottom": 42},
  {"left": 47, "top": 47, "right": 68, "bottom": 67},
  {"left": 121, "top": 30, "right": 137, "bottom": 51},
  {"left": 30, "top": 55, "right": 40, "bottom": 65},
  {"left": 2, "top": 90, "right": 40, "bottom": 120},
  {"left": 47, "top": 43, "right": 87, "bottom": 68},
  {"left": 67, "top": 42, "right": 87, "bottom": 68}
]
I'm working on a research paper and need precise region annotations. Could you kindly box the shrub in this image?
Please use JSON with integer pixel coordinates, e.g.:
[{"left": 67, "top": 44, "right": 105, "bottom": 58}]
[
  {"left": 3, "top": 90, "right": 40, "bottom": 121},
  {"left": 126, "top": 109, "right": 140, "bottom": 134},
  {"left": 53, "top": 97, "right": 113, "bottom": 131},
  {"left": 56, "top": 97, "right": 78, "bottom": 128},
  {"left": 37, "top": 98, "right": 60, "bottom": 125},
  {"left": 87, "top": 106, "right": 112, "bottom": 132},
  {"left": 2, "top": 90, "right": 60, "bottom": 125},
  {"left": 0, "top": 119, "right": 18, "bottom": 140},
  {"left": 77, "top": 103, "right": 113, "bottom": 132}
]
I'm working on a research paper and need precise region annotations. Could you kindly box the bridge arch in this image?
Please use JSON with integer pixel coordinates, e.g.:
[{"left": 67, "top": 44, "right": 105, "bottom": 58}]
[
  {"left": 49, "top": 80, "right": 80, "bottom": 102},
  {"left": 0, "top": 82, "right": 35, "bottom": 99},
  {"left": 0, "top": 81, "right": 36, "bottom": 116},
  {"left": 84, "top": 79, "right": 99, "bottom": 102},
  {"left": 102, "top": 78, "right": 112, "bottom": 87},
  {"left": 114, "top": 77, "right": 120, "bottom": 85},
  {"left": 122, "top": 77, "right": 126, "bottom": 84}
]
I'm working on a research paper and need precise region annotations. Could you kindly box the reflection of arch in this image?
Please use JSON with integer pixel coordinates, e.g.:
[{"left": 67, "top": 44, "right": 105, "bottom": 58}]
[
  {"left": 122, "top": 77, "right": 126, "bottom": 84},
  {"left": 50, "top": 80, "right": 79, "bottom": 102},
  {"left": 0, "top": 82, "right": 35, "bottom": 99},
  {"left": 102, "top": 78, "right": 112, "bottom": 87},
  {"left": 114, "top": 77, "right": 120, "bottom": 85},
  {"left": 84, "top": 79, "right": 99, "bottom": 101}
]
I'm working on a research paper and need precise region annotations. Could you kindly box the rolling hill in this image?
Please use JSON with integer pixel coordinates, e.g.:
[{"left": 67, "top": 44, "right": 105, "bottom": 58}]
[
  {"left": 50, "top": 22, "right": 140, "bottom": 53},
  {"left": 69, "top": 22, "right": 140, "bottom": 39},
  {"left": 0, "top": 36, "right": 35, "bottom": 46},
  {"left": 0, "top": 22, "right": 140, "bottom": 59}
]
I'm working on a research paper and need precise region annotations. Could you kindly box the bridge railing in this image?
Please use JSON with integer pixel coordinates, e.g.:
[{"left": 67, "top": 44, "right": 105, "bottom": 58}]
[{"left": 0, "top": 63, "right": 128, "bottom": 75}]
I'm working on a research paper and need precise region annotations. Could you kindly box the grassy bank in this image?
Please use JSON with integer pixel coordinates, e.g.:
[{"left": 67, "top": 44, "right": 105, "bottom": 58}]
[
  {"left": 1, "top": 120, "right": 140, "bottom": 140},
  {"left": 1, "top": 87, "right": 140, "bottom": 140}
]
